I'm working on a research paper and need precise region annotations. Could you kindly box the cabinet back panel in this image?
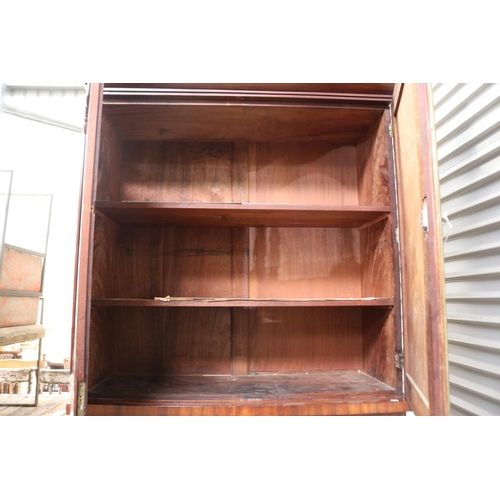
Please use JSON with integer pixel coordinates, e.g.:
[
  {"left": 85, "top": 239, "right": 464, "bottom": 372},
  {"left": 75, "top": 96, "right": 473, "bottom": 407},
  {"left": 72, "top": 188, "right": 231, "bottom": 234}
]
[
  {"left": 117, "top": 141, "right": 361, "bottom": 206},
  {"left": 90, "top": 308, "right": 232, "bottom": 379},
  {"left": 251, "top": 143, "right": 358, "bottom": 205},
  {"left": 120, "top": 142, "right": 248, "bottom": 203},
  {"left": 108, "top": 226, "right": 245, "bottom": 299},
  {"left": 249, "top": 308, "right": 363, "bottom": 372},
  {"left": 102, "top": 226, "right": 371, "bottom": 300},
  {"left": 250, "top": 227, "right": 362, "bottom": 298}
]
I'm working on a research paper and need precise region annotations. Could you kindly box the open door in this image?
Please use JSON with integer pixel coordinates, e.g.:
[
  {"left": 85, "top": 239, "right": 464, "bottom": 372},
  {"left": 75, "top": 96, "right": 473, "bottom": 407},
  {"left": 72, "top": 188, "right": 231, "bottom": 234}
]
[
  {"left": 392, "top": 83, "right": 449, "bottom": 416},
  {"left": 69, "top": 84, "right": 103, "bottom": 416}
]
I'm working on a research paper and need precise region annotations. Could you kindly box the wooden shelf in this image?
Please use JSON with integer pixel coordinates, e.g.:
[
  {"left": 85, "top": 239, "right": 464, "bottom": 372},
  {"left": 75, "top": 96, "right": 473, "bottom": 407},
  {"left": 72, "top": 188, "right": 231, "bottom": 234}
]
[
  {"left": 94, "top": 201, "right": 390, "bottom": 228},
  {"left": 91, "top": 297, "right": 394, "bottom": 308},
  {"left": 88, "top": 372, "right": 403, "bottom": 407}
]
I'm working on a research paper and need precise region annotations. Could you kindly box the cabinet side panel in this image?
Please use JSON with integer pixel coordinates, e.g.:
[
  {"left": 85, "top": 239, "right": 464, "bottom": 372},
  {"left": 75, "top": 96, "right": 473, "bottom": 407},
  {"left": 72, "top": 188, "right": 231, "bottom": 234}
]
[
  {"left": 88, "top": 308, "right": 115, "bottom": 390},
  {"left": 250, "top": 227, "right": 361, "bottom": 298},
  {"left": 91, "top": 214, "right": 119, "bottom": 298},
  {"left": 360, "top": 218, "right": 394, "bottom": 298},
  {"left": 95, "top": 112, "right": 122, "bottom": 202},
  {"left": 362, "top": 308, "right": 398, "bottom": 389},
  {"left": 249, "top": 308, "right": 363, "bottom": 372},
  {"left": 356, "top": 115, "right": 391, "bottom": 206},
  {"left": 252, "top": 143, "right": 358, "bottom": 205}
]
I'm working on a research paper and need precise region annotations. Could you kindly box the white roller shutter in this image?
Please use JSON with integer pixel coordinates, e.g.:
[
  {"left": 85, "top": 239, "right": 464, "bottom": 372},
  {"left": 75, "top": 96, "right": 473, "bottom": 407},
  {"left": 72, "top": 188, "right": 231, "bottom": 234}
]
[{"left": 433, "top": 83, "right": 500, "bottom": 415}]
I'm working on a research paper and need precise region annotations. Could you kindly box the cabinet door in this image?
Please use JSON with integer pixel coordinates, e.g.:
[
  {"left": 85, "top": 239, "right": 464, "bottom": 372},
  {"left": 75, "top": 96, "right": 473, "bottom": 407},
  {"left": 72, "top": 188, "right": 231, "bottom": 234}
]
[
  {"left": 392, "top": 83, "right": 449, "bottom": 416},
  {"left": 70, "top": 83, "right": 103, "bottom": 416}
]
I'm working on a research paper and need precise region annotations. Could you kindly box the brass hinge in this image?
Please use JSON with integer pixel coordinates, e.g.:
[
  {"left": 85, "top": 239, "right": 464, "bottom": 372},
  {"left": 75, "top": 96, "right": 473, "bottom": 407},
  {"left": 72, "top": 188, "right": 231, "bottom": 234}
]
[
  {"left": 395, "top": 227, "right": 399, "bottom": 244},
  {"left": 388, "top": 123, "right": 394, "bottom": 138},
  {"left": 76, "top": 381, "right": 86, "bottom": 416},
  {"left": 395, "top": 351, "right": 404, "bottom": 369}
]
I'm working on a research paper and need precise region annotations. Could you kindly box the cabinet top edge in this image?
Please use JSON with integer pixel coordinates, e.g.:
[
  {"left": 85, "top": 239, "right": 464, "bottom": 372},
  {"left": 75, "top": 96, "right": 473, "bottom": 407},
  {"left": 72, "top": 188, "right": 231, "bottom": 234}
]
[{"left": 103, "top": 83, "right": 396, "bottom": 95}]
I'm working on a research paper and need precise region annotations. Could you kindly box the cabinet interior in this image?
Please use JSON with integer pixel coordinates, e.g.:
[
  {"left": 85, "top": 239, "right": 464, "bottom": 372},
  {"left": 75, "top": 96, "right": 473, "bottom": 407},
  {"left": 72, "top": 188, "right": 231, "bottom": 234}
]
[{"left": 87, "top": 99, "right": 403, "bottom": 411}]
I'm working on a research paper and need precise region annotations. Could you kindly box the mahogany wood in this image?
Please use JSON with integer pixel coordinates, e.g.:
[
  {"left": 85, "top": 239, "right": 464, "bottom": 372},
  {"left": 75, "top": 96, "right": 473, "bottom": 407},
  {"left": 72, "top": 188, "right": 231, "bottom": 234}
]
[
  {"left": 95, "top": 113, "right": 122, "bottom": 202},
  {"left": 87, "top": 400, "right": 409, "bottom": 416},
  {"left": 73, "top": 83, "right": 447, "bottom": 416},
  {"left": 104, "top": 105, "right": 384, "bottom": 143},
  {"left": 95, "top": 202, "right": 391, "bottom": 228},
  {"left": 91, "top": 298, "right": 395, "bottom": 307},
  {"left": 249, "top": 308, "right": 363, "bottom": 373},
  {"left": 72, "top": 84, "right": 103, "bottom": 414},
  {"left": 249, "top": 227, "right": 362, "bottom": 298},
  {"left": 362, "top": 308, "right": 398, "bottom": 389},
  {"left": 393, "top": 84, "right": 436, "bottom": 415},
  {"left": 416, "top": 84, "right": 449, "bottom": 415},
  {"left": 88, "top": 371, "right": 398, "bottom": 405}
]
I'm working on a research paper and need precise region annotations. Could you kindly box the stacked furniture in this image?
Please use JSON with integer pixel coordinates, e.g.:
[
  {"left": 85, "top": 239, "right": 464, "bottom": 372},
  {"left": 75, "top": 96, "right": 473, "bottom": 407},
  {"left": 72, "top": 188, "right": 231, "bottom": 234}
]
[{"left": 0, "top": 170, "right": 51, "bottom": 406}]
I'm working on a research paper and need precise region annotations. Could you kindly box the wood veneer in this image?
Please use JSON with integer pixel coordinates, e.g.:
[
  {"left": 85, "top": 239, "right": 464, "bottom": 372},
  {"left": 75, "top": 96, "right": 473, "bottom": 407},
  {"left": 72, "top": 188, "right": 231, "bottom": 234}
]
[{"left": 79, "top": 84, "right": 408, "bottom": 416}]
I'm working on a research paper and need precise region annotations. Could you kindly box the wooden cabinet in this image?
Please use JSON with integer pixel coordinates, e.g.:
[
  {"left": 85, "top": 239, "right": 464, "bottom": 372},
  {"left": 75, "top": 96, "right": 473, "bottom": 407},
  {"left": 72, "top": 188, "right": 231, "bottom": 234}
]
[{"left": 71, "top": 83, "right": 449, "bottom": 416}]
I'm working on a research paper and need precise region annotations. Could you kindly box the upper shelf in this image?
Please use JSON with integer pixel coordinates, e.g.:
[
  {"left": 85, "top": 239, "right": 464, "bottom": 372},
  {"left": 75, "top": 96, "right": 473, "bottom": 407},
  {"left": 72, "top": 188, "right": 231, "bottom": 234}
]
[
  {"left": 94, "top": 201, "right": 390, "bottom": 228},
  {"left": 101, "top": 85, "right": 393, "bottom": 143}
]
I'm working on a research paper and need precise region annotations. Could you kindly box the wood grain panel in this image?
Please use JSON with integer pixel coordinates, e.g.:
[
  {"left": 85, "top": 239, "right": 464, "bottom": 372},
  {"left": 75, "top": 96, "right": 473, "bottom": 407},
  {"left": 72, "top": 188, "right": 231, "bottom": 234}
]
[
  {"left": 88, "top": 400, "right": 409, "bottom": 416},
  {"left": 362, "top": 308, "right": 398, "bottom": 389},
  {"left": 161, "top": 308, "right": 232, "bottom": 374},
  {"left": 104, "top": 308, "right": 232, "bottom": 376},
  {"left": 113, "top": 226, "right": 165, "bottom": 299},
  {"left": 360, "top": 217, "right": 394, "bottom": 298},
  {"left": 87, "top": 371, "right": 405, "bottom": 415},
  {"left": 88, "top": 308, "right": 115, "bottom": 390},
  {"left": 356, "top": 113, "right": 391, "bottom": 206},
  {"left": 250, "top": 227, "right": 361, "bottom": 298},
  {"left": 120, "top": 142, "right": 237, "bottom": 203},
  {"left": 252, "top": 143, "right": 358, "bottom": 205},
  {"left": 249, "top": 308, "right": 363, "bottom": 372},
  {"left": 95, "top": 202, "right": 390, "bottom": 227},
  {"left": 162, "top": 226, "right": 240, "bottom": 298},
  {"left": 91, "top": 213, "right": 119, "bottom": 298},
  {"left": 393, "top": 84, "right": 430, "bottom": 414},
  {"left": 104, "top": 105, "right": 384, "bottom": 143},
  {"left": 96, "top": 112, "right": 122, "bottom": 201}
]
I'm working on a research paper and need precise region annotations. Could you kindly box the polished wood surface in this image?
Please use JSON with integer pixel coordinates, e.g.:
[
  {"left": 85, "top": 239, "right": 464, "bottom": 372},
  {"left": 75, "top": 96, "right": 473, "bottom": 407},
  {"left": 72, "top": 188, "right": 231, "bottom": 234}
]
[
  {"left": 394, "top": 84, "right": 429, "bottom": 415},
  {"left": 249, "top": 308, "right": 362, "bottom": 372},
  {"left": 92, "top": 298, "right": 395, "bottom": 307},
  {"left": 88, "top": 371, "right": 399, "bottom": 405},
  {"left": 87, "top": 400, "right": 409, "bottom": 416},
  {"left": 250, "top": 227, "right": 361, "bottom": 298},
  {"left": 115, "top": 141, "right": 366, "bottom": 206},
  {"left": 104, "top": 105, "right": 385, "bottom": 143},
  {"left": 393, "top": 84, "right": 449, "bottom": 415},
  {"left": 73, "top": 83, "right": 445, "bottom": 416},
  {"left": 95, "top": 202, "right": 391, "bottom": 228}
]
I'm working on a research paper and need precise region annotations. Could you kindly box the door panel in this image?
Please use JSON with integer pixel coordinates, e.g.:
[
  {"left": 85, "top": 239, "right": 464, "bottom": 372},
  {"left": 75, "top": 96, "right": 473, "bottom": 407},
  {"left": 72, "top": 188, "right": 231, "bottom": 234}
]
[{"left": 393, "top": 83, "right": 449, "bottom": 415}]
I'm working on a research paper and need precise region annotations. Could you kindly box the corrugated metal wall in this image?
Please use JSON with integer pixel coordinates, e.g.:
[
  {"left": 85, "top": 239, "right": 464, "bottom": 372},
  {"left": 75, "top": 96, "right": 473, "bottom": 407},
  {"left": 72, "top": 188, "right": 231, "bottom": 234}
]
[{"left": 433, "top": 83, "right": 500, "bottom": 416}]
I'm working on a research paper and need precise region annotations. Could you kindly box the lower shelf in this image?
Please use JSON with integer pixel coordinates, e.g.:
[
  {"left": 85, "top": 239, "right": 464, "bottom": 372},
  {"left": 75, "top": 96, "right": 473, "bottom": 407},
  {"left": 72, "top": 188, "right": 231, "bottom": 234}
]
[{"left": 87, "top": 372, "right": 408, "bottom": 416}]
